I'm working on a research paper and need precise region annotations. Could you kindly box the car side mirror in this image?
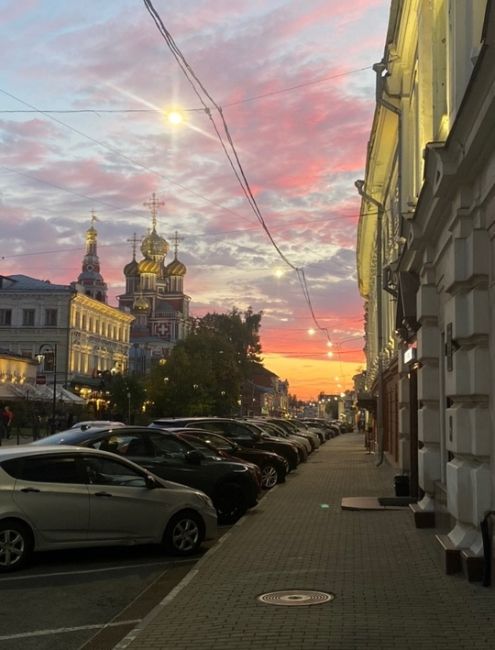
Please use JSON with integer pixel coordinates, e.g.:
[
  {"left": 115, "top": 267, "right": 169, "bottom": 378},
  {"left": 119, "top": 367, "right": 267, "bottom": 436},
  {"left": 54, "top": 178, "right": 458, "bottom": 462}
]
[
  {"left": 145, "top": 475, "right": 157, "bottom": 489},
  {"left": 185, "top": 449, "right": 204, "bottom": 465}
]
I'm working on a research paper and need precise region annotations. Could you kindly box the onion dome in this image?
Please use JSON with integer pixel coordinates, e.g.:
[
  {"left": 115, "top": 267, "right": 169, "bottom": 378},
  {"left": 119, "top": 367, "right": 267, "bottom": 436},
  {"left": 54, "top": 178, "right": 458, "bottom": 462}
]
[
  {"left": 133, "top": 295, "right": 150, "bottom": 312},
  {"left": 165, "top": 257, "right": 187, "bottom": 277},
  {"left": 138, "top": 258, "right": 160, "bottom": 275},
  {"left": 124, "top": 258, "right": 139, "bottom": 276},
  {"left": 141, "top": 229, "right": 169, "bottom": 260}
]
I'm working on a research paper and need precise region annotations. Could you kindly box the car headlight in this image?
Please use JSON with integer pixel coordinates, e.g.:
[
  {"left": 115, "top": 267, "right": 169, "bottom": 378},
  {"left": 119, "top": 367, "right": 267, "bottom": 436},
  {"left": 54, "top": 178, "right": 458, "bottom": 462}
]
[{"left": 196, "top": 492, "right": 215, "bottom": 509}]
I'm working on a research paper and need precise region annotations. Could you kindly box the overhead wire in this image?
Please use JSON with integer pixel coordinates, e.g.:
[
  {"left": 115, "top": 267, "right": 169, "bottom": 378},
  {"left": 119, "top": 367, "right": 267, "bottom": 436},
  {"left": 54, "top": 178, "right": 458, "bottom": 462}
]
[
  {"left": 142, "top": 0, "right": 340, "bottom": 356},
  {"left": 0, "top": 64, "right": 373, "bottom": 115},
  {"left": 1, "top": 6, "right": 373, "bottom": 363},
  {"left": 0, "top": 87, "right": 259, "bottom": 229}
]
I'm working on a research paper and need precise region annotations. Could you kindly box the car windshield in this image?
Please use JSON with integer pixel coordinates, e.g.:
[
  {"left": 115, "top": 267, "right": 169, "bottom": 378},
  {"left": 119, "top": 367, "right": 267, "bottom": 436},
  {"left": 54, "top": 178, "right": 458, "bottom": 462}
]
[
  {"left": 177, "top": 435, "right": 224, "bottom": 459},
  {"left": 31, "top": 427, "right": 106, "bottom": 446}
]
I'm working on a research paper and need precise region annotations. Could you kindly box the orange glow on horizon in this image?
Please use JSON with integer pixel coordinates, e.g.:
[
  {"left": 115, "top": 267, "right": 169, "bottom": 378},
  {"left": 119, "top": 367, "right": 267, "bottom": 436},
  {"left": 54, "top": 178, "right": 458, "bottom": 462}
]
[{"left": 262, "top": 353, "right": 363, "bottom": 402}]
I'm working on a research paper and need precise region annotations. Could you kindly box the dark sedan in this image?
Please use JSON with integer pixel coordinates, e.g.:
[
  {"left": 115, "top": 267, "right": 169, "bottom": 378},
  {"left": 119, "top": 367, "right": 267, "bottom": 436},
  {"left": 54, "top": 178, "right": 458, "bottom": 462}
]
[
  {"left": 150, "top": 418, "right": 300, "bottom": 471},
  {"left": 175, "top": 429, "right": 288, "bottom": 489},
  {"left": 32, "top": 426, "right": 261, "bottom": 525}
]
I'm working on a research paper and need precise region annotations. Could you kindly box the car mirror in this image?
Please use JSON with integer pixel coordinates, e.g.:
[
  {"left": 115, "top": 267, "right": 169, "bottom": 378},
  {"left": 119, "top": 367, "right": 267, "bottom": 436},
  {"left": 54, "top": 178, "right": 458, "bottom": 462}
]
[
  {"left": 185, "top": 449, "right": 204, "bottom": 465},
  {"left": 145, "top": 475, "right": 157, "bottom": 489}
]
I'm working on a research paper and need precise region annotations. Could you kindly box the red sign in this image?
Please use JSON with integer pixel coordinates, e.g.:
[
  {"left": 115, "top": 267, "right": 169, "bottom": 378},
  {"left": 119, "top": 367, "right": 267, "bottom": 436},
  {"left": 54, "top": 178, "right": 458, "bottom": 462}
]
[{"left": 36, "top": 375, "right": 46, "bottom": 385}]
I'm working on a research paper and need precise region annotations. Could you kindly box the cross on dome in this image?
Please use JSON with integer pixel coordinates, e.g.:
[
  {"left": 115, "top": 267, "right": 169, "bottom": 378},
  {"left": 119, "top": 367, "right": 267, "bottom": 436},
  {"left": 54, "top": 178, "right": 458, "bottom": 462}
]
[
  {"left": 127, "top": 233, "right": 141, "bottom": 260},
  {"left": 172, "top": 231, "right": 183, "bottom": 258},
  {"left": 143, "top": 193, "right": 165, "bottom": 230}
]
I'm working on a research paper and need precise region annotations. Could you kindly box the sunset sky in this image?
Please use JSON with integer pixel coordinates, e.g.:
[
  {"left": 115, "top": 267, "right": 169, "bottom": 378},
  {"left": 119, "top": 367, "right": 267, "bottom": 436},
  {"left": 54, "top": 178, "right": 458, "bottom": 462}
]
[{"left": 1, "top": 0, "right": 390, "bottom": 400}]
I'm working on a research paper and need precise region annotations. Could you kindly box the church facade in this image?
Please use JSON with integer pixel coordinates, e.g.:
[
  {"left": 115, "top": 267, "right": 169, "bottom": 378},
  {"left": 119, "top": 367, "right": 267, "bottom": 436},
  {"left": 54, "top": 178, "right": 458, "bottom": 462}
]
[{"left": 118, "top": 194, "right": 191, "bottom": 374}]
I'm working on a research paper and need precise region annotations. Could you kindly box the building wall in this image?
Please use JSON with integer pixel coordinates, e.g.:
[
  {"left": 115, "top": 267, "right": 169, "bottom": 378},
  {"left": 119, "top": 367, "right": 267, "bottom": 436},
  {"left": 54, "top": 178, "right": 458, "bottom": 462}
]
[
  {"left": 359, "top": 0, "right": 493, "bottom": 564},
  {"left": 0, "top": 277, "right": 133, "bottom": 389}
]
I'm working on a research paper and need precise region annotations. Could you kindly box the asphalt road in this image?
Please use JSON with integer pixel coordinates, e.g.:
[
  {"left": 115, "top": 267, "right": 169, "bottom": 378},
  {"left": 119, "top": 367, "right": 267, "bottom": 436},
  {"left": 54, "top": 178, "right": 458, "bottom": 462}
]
[{"left": 0, "top": 542, "right": 216, "bottom": 650}]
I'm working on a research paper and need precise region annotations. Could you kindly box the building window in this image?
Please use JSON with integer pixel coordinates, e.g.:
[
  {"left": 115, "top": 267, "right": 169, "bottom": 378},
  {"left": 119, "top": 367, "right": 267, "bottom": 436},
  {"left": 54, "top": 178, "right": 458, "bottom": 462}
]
[
  {"left": 0, "top": 309, "right": 12, "bottom": 326},
  {"left": 22, "top": 309, "right": 35, "bottom": 327},
  {"left": 45, "top": 309, "right": 58, "bottom": 327}
]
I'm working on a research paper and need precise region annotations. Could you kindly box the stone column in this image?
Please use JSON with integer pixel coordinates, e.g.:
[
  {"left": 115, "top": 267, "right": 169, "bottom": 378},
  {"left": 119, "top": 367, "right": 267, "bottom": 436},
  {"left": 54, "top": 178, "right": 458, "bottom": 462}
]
[
  {"left": 444, "top": 226, "right": 491, "bottom": 555},
  {"left": 416, "top": 267, "right": 441, "bottom": 514}
]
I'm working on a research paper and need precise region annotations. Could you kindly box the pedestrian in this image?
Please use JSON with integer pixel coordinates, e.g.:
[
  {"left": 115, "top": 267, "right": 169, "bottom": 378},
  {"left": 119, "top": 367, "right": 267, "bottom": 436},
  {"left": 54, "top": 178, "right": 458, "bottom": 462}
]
[
  {"left": 2, "top": 405, "right": 14, "bottom": 439},
  {"left": 0, "top": 409, "right": 6, "bottom": 445}
]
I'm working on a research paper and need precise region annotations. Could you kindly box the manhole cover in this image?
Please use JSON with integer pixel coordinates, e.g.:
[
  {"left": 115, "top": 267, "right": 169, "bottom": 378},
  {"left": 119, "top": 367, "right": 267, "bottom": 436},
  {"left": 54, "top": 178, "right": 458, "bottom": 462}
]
[{"left": 257, "top": 590, "right": 335, "bottom": 606}]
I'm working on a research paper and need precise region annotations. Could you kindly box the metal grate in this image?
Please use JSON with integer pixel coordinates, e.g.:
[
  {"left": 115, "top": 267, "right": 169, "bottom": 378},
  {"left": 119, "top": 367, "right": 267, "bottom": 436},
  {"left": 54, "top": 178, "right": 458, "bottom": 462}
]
[{"left": 257, "top": 590, "right": 335, "bottom": 606}]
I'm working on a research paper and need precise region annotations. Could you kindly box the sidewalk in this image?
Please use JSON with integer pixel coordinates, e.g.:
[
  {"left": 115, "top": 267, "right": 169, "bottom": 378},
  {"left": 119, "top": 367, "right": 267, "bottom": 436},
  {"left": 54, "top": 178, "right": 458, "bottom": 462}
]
[{"left": 115, "top": 432, "right": 495, "bottom": 650}]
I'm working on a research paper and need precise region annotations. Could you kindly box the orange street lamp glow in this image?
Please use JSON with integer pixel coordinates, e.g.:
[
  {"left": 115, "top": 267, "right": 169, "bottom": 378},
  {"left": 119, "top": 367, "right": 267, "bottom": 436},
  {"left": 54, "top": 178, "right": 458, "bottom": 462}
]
[
  {"left": 327, "top": 351, "right": 334, "bottom": 358},
  {"left": 308, "top": 328, "right": 316, "bottom": 336},
  {"left": 274, "top": 268, "right": 285, "bottom": 278}
]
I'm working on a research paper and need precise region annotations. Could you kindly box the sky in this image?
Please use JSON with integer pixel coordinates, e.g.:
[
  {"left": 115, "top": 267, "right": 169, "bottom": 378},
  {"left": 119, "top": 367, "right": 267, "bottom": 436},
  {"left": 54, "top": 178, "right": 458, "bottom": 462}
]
[{"left": 0, "top": 0, "right": 391, "bottom": 401}]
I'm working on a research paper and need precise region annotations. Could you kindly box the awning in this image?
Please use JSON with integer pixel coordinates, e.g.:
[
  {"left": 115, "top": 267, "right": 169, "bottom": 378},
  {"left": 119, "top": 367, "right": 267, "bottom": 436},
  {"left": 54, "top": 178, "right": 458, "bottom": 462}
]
[
  {"left": 356, "top": 393, "right": 376, "bottom": 411},
  {"left": 7, "top": 384, "right": 86, "bottom": 404}
]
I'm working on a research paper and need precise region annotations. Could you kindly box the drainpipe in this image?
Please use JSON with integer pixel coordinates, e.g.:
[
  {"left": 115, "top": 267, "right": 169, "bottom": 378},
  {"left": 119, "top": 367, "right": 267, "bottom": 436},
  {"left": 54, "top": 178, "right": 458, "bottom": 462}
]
[
  {"left": 373, "top": 59, "right": 403, "bottom": 227},
  {"left": 355, "top": 180, "right": 385, "bottom": 466}
]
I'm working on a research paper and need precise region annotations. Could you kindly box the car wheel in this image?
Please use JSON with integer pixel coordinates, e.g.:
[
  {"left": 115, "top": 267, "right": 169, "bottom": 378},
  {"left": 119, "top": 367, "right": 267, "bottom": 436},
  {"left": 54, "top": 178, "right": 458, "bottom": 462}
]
[
  {"left": 214, "top": 483, "right": 247, "bottom": 525},
  {"left": 260, "top": 463, "right": 279, "bottom": 489},
  {"left": 0, "top": 520, "right": 33, "bottom": 572},
  {"left": 163, "top": 510, "right": 204, "bottom": 556}
]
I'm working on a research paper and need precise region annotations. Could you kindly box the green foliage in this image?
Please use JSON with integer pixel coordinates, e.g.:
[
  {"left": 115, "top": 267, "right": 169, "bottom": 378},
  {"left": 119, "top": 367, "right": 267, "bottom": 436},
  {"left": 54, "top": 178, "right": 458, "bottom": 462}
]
[
  {"left": 148, "top": 307, "right": 263, "bottom": 417},
  {"left": 107, "top": 373, "right": 146, "bottom": 423}
]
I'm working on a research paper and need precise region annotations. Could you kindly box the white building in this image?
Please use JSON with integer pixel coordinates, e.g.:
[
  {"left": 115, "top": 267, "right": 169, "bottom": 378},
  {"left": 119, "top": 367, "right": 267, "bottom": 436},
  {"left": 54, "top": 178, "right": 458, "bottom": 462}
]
[
  {"left": 0, "top": 274, "right": 133, "bottom": 392},
  {"left": 357, "top": 0, "right": 494, "bottom": 579}
]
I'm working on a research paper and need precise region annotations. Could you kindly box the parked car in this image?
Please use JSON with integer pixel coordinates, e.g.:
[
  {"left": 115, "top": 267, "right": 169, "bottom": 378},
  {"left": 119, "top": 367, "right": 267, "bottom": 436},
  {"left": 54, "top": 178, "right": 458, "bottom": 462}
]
[
  {"left": 264, "top": 417, "right": 322, "bottom": 448},
  {"left": 298, "top": 418, "right": 337, "bottom": 439},
  {"left": 150, "top": 418, "right": 301, "bottom": 471},
  {"left": 0, "top": 445, "right": 217, "bottom": 572},
  {"left": 33, "top": 426, "right": 261, "bottom": 525},
  {"left": 175, "top": 428, "right": 288, "bottom": 489},
  {"left": 247, "top": 419, "right": 312, "bottom": 457},
  {"left": 70, "top": 420, "right": 126, "bottom": 431}
]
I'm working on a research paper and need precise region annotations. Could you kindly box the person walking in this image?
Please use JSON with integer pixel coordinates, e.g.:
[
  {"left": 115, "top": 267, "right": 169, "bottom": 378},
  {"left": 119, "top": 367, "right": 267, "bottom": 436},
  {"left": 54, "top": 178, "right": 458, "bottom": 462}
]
[{"left": 2, "top": 405, "right": 14, "bottom": 439}]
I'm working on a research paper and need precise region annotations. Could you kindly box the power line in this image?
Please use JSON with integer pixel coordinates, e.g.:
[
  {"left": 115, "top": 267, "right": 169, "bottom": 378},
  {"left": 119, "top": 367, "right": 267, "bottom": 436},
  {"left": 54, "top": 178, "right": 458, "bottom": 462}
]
[
  {"left": 143, "top": 0, "right": 339, "bottom": 351},
  {"left": 0, "top": 87, "right": 259, "bottom": 229},
  {"left": 0, "top": 65, "right": 373, "bottom": 115}
]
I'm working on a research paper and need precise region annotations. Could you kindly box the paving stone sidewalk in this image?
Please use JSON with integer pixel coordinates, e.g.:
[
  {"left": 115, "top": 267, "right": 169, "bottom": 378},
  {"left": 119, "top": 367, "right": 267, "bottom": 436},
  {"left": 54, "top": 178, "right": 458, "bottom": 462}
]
[{"left": 111, "top": 432, "right": 495, "bottom": 649}]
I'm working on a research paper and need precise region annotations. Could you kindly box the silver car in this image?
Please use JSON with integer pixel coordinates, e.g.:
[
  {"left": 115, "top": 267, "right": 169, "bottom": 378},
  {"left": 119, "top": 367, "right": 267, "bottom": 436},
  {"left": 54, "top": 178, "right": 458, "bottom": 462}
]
[{"left": 0, "top": 446, "right": 217, "bottom": 572}]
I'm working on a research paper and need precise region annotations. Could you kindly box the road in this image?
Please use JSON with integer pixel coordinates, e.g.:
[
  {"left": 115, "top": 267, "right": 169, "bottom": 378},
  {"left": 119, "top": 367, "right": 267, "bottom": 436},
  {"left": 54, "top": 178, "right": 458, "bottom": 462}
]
[{"left": 0, "top": 541, "right": 217, "bottom": 650}]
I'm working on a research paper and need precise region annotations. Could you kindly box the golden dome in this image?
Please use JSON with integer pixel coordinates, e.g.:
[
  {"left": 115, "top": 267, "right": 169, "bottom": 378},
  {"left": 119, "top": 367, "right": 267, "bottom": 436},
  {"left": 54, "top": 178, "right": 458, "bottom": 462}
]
[
  {"left": 141, "top": 229, "right": 169, "bottom": 259},
  {"left": 138, "top": 258, "right": 160, "bottom": 274},
  {"left": 165, "top": 257, "right": 187, "bottom": 277},
  {"left": 124, "top": 259, "right": 139, "bottom": 276},
  {"left": 133, "top": 295, "right": 150, "bottom": 312}
]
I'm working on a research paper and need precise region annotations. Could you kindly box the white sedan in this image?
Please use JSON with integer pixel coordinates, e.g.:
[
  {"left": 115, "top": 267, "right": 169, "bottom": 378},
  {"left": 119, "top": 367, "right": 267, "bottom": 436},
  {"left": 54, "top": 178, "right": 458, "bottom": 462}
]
[{"left": 0, "top": 446, "right": 217, "bottom": 572}]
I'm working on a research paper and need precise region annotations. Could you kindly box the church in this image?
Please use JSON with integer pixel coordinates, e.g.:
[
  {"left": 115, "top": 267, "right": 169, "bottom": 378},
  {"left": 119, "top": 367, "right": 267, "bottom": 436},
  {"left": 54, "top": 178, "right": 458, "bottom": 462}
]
[{"left": 118, "top": 194, "right": 191, "bottom": 374}]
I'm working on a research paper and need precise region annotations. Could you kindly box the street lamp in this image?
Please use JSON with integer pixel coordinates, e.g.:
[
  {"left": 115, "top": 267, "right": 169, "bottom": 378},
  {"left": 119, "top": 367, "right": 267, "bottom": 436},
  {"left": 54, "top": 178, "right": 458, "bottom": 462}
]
[
  {"left": 36, "top": 343, "right": 58, "bottom": 435},
  {"left": 127, "top": 391, "right": 131, "bottom": 425}
]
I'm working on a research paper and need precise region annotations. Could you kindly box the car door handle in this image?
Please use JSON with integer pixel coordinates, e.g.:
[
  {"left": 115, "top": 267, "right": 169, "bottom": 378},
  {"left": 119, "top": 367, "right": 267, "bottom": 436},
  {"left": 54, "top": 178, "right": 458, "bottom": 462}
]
[
  {"left": 20, "top": 487, "right": 40, "bottom": 493},
  {"left": 94, "top": 491, "right": 113, "bottom": 497}
]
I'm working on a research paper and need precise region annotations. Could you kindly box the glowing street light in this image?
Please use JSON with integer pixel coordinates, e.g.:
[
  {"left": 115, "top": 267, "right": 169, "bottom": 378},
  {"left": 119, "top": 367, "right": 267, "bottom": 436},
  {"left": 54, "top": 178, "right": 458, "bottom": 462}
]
[{"left": 308, "top": 328, "right": 316, "bottom": 336}]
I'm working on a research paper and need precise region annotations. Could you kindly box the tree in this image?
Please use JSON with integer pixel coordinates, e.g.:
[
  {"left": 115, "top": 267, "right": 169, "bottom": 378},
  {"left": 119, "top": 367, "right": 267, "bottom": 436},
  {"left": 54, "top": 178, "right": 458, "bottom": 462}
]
[
  {"left": 147, "top": 307, "right": 263, "bottom": 417},
  {"left": 108, "top": 373, "right": 146, "bottom": 423}
]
